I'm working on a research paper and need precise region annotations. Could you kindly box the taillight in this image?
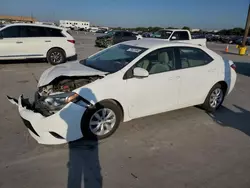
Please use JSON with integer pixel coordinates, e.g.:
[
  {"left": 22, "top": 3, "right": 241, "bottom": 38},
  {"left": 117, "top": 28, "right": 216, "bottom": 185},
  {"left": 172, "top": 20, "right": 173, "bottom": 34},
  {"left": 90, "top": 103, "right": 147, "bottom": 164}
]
[
  {"left": 67, "top": 40, "right": 75, "bottom": 44},
  {"left": 230, "top": 64, "right": 236, "bottom": 71}
]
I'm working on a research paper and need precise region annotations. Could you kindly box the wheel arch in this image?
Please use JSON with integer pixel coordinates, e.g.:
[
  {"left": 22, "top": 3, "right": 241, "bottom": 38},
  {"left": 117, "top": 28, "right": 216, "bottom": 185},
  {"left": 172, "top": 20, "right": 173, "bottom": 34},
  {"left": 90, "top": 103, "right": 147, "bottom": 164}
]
[
  {"left": 97, "top": 99, "right": 125, "bottom": 122},
  {"left": 216, "top": 81, "right": 228, "bottom": 95},
  {"left": 46, "top": 47, "right": 66, "bottom": 58}
]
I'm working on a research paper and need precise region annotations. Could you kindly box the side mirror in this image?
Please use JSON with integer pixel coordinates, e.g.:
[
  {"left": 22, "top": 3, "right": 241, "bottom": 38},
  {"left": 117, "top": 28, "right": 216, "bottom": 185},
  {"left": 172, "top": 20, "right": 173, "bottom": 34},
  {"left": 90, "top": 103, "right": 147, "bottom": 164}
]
[
  {"left": 171, "top": 36, "right": 177, "bottom": 40},
  {"left": 133, "top": 67, "right": 149, "bottom": 78}
]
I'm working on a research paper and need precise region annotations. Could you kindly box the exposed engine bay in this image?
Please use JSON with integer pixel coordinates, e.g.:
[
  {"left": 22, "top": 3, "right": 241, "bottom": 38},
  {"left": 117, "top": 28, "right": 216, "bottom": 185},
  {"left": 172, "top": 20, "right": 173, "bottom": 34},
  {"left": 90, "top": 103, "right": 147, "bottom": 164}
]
[
  {"left": 29, "top": 75, "right": 102, "bottom": 117},
  {"left": 38, "top": 75, "right": 102, "bottom": 96}
]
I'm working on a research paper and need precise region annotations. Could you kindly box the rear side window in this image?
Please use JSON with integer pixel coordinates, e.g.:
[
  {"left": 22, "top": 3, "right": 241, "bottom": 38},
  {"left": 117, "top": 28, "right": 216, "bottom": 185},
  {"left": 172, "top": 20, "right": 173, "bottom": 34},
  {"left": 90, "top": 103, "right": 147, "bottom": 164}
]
[
  {"left": 20, "top": 26, "right": 47, "bottom": 37},
  {"left": 45, "top": 28, "right": 64, "bottom": 37},
  {"left": 1, "top": 26, "right": 20, "bottom": 38},
  {"left": 177, "top": 47, "right": 213, "bottom": 68},
  {"left": 172, "top": 31, "right": 189, "bottom": 40}
]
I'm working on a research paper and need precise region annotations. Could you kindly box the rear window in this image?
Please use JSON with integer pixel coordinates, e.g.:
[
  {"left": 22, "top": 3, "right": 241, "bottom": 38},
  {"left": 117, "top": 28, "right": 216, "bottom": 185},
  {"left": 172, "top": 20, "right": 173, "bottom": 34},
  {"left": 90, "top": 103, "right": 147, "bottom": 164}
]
[{"left": 44, "top": 28, "right": 64, "bottom": 37}]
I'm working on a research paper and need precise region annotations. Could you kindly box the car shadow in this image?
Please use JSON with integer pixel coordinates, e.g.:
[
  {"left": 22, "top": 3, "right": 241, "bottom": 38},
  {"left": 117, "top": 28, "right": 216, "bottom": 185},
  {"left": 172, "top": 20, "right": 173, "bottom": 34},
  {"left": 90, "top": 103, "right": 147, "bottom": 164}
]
[
  {"left": 0, "top": 55, "right": 77, "bottom": 65},
  {"left": 0, "top": 59, "right": 47, "bottom": 64},
  {"left": 234, "top": 62, "right": 250, "bottom": 77},
  {"left": 207, "top": 105, "right": 250, "bottom": 137},
  {"left": 58, "top": 88, "right": 102, "bottom": 188}
]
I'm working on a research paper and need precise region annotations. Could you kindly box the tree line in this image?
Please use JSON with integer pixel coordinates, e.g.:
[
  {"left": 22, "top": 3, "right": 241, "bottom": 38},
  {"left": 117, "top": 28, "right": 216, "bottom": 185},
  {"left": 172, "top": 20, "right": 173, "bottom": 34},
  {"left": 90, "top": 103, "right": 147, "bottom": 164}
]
[{"left": 110, "top": 26, "right": 246, "bottom": 36}]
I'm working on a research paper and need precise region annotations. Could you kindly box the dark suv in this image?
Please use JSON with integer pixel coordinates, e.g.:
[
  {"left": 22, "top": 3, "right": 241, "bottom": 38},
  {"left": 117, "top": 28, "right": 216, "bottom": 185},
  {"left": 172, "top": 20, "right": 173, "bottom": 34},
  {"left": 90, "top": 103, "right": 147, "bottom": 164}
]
[{"left": 95, "top": 31, "right": 137, "bottom": 48}]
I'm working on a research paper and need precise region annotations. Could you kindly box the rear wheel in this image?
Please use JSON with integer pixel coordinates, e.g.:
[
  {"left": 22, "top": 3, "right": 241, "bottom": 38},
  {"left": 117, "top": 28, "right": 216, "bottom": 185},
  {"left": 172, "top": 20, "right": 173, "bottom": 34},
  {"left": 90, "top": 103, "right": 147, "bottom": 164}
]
[
  {"left": 81, "top": 101, "right": 122, "bottom": 140},
  {"left": 47, "top": 48, "right": 66, "bottom": 65},
  {"left": 202, "top": 83, "right": 225, "bottom": 112}
]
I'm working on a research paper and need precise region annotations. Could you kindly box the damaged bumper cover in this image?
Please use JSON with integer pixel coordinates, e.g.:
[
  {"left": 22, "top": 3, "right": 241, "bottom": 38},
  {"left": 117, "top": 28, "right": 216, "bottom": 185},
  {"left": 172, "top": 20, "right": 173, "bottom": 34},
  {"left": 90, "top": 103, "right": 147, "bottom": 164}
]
[{"left": 8, "top": 95, "right": 86, "bottom": 145}]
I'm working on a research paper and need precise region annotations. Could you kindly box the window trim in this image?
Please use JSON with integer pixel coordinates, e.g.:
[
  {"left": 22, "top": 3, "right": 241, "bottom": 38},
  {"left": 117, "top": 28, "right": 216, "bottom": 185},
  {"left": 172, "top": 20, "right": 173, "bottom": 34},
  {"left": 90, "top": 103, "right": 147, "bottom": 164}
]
[
  {"left": 123, "top": 47, "right": 178, "bottom": 80},
  {"left": 175, "top": 46, "right": 214, "bottom": 70}
]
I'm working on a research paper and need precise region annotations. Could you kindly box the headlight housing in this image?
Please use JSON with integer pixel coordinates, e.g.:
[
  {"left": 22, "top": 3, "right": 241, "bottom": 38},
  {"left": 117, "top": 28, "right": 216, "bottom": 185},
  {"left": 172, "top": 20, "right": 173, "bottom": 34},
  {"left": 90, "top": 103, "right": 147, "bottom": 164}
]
[{"left": 42, "top": 92, "right": 80, "bottom": 111}]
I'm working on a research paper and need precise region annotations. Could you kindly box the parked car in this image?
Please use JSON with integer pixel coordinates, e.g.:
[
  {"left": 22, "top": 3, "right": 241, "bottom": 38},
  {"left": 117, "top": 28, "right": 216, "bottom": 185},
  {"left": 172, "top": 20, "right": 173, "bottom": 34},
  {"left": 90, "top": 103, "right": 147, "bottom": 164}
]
[
  {"left": 205, "top": 34, "right": 221, "bottom": 42},
  {"left": 235, "top": 37, "right": 250, "bottom": 45},
  {"left": 95, "top": 30, "right": 138, "bottom": 48},
  {"left": 150, "top": 29, "right": 207, "bottom": 46},
  {"left": 8, "top": 39, "right": 237, "bottom": 145},
  {"left": 142, "top": 32, "right": 152, "bottom": 38},
  {"left": 96, "top": 29, "right": 107, "bottom": 33},
  {"left": 0, "top": 23, "right": 76, "bottom": 65}
]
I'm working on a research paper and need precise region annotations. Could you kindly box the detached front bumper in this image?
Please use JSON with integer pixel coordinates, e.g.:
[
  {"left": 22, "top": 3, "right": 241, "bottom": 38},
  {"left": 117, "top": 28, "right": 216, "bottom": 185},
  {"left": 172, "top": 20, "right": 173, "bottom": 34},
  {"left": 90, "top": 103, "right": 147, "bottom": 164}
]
[{"left": 8, "top": 95, "right": 86, "bottom": 145}]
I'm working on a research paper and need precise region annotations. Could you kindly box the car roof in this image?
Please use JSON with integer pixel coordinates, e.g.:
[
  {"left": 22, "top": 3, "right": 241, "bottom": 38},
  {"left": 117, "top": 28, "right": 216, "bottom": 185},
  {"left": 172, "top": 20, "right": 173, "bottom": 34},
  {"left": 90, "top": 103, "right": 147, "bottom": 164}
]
[
  {"left": 2, "top": 23, "right": 65, "bottom": 30},
  {"left": 159, "top": 29, "right": 189, "bottom": 32},
  {"left": 121, "top": 38, "right": 203, "bottom": 49}
]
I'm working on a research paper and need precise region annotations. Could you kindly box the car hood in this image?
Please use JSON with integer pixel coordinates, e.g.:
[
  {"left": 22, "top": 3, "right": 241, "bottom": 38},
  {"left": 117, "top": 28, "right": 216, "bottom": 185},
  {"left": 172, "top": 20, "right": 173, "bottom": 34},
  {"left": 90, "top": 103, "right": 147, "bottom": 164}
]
[{"left": 38, "top": 61, "right": 107, "bottom": 87}]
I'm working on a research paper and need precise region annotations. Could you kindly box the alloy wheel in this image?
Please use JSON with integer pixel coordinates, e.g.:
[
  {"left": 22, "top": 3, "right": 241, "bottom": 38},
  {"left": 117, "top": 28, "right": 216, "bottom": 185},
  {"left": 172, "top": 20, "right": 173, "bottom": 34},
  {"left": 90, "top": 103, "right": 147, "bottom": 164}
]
[
  {"left": 209, "top": 88, "right": 223, "bottom": 108},
  {"left": 89, "top": 108, "right": 116, "bottom": 136}
]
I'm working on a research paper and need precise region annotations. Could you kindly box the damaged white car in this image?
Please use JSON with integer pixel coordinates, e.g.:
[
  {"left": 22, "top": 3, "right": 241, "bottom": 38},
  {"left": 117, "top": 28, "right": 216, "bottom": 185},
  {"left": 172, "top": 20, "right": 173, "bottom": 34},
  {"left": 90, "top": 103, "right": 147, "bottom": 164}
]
[{"left": 8, "top": 39, "right": 237, "bottom": 145}]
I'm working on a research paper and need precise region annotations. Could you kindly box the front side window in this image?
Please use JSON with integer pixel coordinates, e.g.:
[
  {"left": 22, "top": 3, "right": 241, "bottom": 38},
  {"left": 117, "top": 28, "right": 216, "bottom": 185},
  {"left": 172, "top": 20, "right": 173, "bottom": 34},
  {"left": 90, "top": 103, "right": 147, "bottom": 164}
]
[
  {"left": 1, "top": 26, "right": 20, "bottom": 38},
  {"left": 134, "top": 47, "right": 176, "bottom": 75},
  {"left": 115, "top": 32, "right": 122, "bottom": 37},
  {"left": 123, "top": 32, "right": 132, "bottom": 37},
  {"left": 177, "top": 47, "right": 213, "bottom": 68},
  {"left": 81, "top": 44, "right": 147, "bottom": 73}
]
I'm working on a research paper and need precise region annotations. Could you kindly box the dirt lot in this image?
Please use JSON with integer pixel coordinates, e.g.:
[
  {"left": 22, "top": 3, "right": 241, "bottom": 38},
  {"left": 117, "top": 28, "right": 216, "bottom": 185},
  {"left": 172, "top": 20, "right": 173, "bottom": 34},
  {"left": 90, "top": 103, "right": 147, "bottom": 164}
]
[{"left": 0, "top": 32, "right": 250, "bottom": 188}]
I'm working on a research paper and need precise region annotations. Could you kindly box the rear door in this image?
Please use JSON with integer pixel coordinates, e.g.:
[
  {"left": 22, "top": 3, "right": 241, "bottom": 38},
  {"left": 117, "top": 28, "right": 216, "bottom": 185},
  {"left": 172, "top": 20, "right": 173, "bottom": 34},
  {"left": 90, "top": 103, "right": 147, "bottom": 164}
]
[
  {"left": 175, "top": 47, "right": 218, "bottom": 107},
  {"left": 19, "top": 26, "right": 49, "bottom": 57}
]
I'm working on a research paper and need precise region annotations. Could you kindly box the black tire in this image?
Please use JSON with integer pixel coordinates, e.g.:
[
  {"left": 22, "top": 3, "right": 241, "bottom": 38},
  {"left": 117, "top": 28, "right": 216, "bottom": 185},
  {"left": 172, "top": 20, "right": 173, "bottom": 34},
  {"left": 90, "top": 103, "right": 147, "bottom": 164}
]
[
  {"left": 202, "top": 83, "right": 225, "bottom": 112},
  {"left": 81, "top": 101, "right": 122, "bottom": 140},
  {"left": 47, "top": 48, "right": 66, "bottom": 65}
]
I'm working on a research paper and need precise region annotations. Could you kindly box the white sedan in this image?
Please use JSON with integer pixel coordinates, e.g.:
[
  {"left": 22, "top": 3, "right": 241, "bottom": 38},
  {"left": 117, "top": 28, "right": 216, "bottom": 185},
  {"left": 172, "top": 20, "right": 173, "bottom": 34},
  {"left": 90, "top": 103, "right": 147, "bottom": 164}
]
[{"left": 8, "top": 39, "right": 237, "bottom": 145}]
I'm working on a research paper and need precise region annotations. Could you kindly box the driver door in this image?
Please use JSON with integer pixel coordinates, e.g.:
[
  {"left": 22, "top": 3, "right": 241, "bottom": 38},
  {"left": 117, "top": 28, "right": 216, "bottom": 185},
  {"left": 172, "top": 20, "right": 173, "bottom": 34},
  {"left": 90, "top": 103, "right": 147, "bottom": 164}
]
[{"left": 124, "top": 47, "right": 181, "bottom": 119}]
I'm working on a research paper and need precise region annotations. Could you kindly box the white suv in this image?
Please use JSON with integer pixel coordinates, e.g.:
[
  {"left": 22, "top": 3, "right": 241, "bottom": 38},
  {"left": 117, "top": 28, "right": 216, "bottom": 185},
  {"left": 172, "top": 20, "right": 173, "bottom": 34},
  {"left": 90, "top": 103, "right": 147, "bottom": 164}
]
[{"left": 0, "top": 23, "right": 76, "bottom": 65}]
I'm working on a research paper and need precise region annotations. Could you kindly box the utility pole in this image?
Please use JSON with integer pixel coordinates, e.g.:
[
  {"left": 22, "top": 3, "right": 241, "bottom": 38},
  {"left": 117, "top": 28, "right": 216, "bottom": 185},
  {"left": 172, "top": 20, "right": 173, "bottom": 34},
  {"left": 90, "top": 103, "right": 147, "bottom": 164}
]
[{"left": 242, "top": 3, "right": 250, "bottom": 46}]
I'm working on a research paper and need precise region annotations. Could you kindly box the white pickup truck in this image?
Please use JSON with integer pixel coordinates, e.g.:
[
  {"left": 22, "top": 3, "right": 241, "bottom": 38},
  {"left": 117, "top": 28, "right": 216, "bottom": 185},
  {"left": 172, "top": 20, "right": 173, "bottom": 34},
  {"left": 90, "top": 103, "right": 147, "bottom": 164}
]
[{"left": 150, "top": 29, "right": 207, "bottom": 46}]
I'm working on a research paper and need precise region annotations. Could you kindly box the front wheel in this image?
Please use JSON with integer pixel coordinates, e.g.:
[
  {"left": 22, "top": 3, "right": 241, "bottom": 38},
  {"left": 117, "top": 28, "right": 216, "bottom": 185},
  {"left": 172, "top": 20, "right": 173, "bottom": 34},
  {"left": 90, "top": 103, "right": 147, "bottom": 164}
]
[
  {"left": 81, "top": 101, "right": 122, "bottom": 140},
  {"left": 202, "top": 83, "right": 225, "bottom": 112},
  {"left": 47, "top": 48, "right": 66, "bottom": 65}
]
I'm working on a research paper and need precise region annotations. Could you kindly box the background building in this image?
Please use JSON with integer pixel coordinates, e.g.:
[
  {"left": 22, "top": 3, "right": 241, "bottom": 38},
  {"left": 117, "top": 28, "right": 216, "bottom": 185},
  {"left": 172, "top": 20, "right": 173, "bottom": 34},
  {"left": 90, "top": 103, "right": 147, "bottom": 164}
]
[
  {"left": 0, "top": 15, "right": 36, "bottom": 24},
  {"left": 59, "top": 20, "right": 90, "bottom": 30}
]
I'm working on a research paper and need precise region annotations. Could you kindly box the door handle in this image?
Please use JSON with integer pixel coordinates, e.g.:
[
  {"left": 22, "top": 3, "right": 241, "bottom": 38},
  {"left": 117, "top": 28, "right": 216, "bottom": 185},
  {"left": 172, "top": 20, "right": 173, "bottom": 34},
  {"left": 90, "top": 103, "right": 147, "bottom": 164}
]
[
  {"left": 168, "top": 77, "right": 173, "bottom": 80},
  {"left": 45, "top": 40, "right": 51, "bottom": 42},
  {"left": 16, "top": 41, "right": 23, "bottom": 44},
  {"left": 176, "top": 76, "right": 180, "bottom": 79}
]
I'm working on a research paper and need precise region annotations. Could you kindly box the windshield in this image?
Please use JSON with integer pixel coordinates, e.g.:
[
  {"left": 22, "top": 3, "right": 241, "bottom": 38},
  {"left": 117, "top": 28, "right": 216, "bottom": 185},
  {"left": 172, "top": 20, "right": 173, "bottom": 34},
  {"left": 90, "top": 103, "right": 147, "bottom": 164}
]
[
  {"left": 154, "top": 30, "right": 173, "bottom": 39},
  {"left": 0, "top": 25, "right": 5, "bottom": 28},
  {"left": 81, "top": 44, "right": 147, "bottom": 73},
  {"left": 106, "top": 31, "right": 115, "bottom": 36}
]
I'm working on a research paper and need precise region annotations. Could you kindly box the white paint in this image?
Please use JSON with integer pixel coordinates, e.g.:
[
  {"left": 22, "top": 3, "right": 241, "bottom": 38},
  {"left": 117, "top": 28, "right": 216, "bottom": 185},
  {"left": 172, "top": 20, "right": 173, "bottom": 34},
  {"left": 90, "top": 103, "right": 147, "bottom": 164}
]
[
  {"left": 17, "top": 96, "right": 85, "bottom": 145},
  {"left": 59, "top": 20, "right": 90, "bottom": 30},
  {"left": 9, "top": 39, "right": 237, "bottom": 145},
  {"left": 0, "top": 23, "right": 76, "bottom": 60}
]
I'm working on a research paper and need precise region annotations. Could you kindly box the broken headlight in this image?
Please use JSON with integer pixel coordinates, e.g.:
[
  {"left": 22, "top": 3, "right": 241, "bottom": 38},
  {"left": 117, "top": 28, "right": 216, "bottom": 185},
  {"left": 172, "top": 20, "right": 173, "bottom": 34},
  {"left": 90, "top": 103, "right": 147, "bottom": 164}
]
[{"left": 42, "top": 92, "right": 80, "bottom": 111}]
